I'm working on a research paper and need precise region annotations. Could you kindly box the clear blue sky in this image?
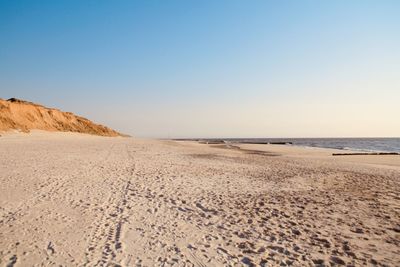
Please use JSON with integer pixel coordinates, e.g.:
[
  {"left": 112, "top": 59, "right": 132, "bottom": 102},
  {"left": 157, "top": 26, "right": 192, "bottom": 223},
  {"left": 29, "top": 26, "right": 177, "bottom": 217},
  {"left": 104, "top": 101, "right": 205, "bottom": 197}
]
[{"left": 1, "top": 0, "right": 399, "bottom": 137}]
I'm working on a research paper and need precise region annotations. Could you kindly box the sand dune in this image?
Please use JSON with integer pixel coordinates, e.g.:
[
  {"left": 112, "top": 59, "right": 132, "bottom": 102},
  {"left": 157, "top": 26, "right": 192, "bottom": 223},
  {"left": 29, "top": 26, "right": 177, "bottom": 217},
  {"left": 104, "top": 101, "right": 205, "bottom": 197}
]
[
  {"left": 0, "top": 98, "right": 123, "bottom": 136},
  {"left": 0, "top": 132, "right": 399, "bottom": 266}
]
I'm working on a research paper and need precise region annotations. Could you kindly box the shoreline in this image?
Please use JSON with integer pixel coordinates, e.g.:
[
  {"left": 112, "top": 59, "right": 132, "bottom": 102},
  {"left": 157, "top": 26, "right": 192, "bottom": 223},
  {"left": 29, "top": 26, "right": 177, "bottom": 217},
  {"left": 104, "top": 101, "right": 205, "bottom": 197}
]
[
  {"left": 173, "top": 138, "right": 400, "bottom": 154},
  {"left": 174, "top": 140, "right": 400, "bottom": 170}
]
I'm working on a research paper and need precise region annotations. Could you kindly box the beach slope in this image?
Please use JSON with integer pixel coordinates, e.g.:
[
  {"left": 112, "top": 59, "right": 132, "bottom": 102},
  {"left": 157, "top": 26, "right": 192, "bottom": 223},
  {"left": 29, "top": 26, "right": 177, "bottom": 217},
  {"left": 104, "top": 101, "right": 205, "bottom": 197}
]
[{"left": 0, "top": 98, "right": 123, "bottom": 136}]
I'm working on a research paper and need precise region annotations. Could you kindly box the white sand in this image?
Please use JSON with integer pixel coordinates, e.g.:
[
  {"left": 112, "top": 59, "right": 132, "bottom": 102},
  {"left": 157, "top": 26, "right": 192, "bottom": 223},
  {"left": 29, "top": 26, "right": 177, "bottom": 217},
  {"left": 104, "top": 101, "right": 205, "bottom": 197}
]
[{"left": 0, "top": 131, "right": 399, "bottom": 266}]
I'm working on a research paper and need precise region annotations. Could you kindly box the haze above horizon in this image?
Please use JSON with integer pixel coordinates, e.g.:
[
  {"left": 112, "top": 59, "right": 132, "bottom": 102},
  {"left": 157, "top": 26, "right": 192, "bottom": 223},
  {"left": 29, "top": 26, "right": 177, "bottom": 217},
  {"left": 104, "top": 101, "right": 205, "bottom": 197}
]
[{"left": 1, "top": 0, "right": 399, "bottom": 138}]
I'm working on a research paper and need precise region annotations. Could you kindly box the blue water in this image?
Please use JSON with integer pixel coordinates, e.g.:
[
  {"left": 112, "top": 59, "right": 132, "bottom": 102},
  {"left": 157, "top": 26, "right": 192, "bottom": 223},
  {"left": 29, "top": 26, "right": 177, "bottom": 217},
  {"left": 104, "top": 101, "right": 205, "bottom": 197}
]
[{"left": 219, "top": 138, "right": 400, "bottom": 153}]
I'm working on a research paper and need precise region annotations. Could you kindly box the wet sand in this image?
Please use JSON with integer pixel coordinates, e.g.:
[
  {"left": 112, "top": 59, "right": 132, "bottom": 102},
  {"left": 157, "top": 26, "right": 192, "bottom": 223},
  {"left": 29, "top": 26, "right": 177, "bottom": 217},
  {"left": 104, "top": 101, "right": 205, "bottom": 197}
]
[{"left": 0, "top": 132, "right": 399, "bottom": 266}]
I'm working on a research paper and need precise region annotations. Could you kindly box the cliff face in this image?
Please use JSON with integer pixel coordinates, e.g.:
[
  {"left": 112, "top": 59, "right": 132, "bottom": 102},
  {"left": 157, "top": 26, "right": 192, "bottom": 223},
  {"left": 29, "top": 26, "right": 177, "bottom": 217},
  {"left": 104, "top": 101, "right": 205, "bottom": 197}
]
[{"left": 0, "top": 98, "right": 124, "bottom": 137}]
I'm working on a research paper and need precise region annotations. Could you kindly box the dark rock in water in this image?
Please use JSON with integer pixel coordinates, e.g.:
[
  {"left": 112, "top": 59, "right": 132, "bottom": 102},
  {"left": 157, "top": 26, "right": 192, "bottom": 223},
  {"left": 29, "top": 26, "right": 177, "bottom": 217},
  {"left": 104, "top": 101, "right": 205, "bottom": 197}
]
[
  {"left": 204, "top": 140, "right": 226, "bottom": 144},
  {"left": 241, "top": 141, "right": 293, "bottom": 145},
  {"left": 333, "top": 152, "right": 399, "bottom": 156},
  {"left": 268, "top": 142, "right": 293, "bottom": 145}
]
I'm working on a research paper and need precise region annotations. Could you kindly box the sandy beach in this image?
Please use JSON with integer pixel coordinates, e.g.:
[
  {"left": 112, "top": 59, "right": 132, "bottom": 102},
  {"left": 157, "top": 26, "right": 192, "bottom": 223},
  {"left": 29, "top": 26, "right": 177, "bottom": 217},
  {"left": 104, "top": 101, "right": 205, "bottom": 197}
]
[{"left": 0, "top": 131, "right": 399, "bottom": 266}]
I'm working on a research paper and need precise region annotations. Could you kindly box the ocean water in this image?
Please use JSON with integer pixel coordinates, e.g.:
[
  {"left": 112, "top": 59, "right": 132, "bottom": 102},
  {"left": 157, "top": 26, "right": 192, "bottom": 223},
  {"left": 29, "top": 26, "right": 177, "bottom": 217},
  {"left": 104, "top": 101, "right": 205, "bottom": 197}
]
[{"left": 218, "top": 138, "right": 400, "bottom": 153}]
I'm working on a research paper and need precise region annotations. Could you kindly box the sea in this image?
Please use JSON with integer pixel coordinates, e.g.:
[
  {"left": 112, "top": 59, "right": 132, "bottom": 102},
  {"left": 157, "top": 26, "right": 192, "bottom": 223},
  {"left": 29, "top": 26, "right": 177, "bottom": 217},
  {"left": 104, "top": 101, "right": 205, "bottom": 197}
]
[{"left": 205, "top": 138, "right": 400, "bottom": 153}]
